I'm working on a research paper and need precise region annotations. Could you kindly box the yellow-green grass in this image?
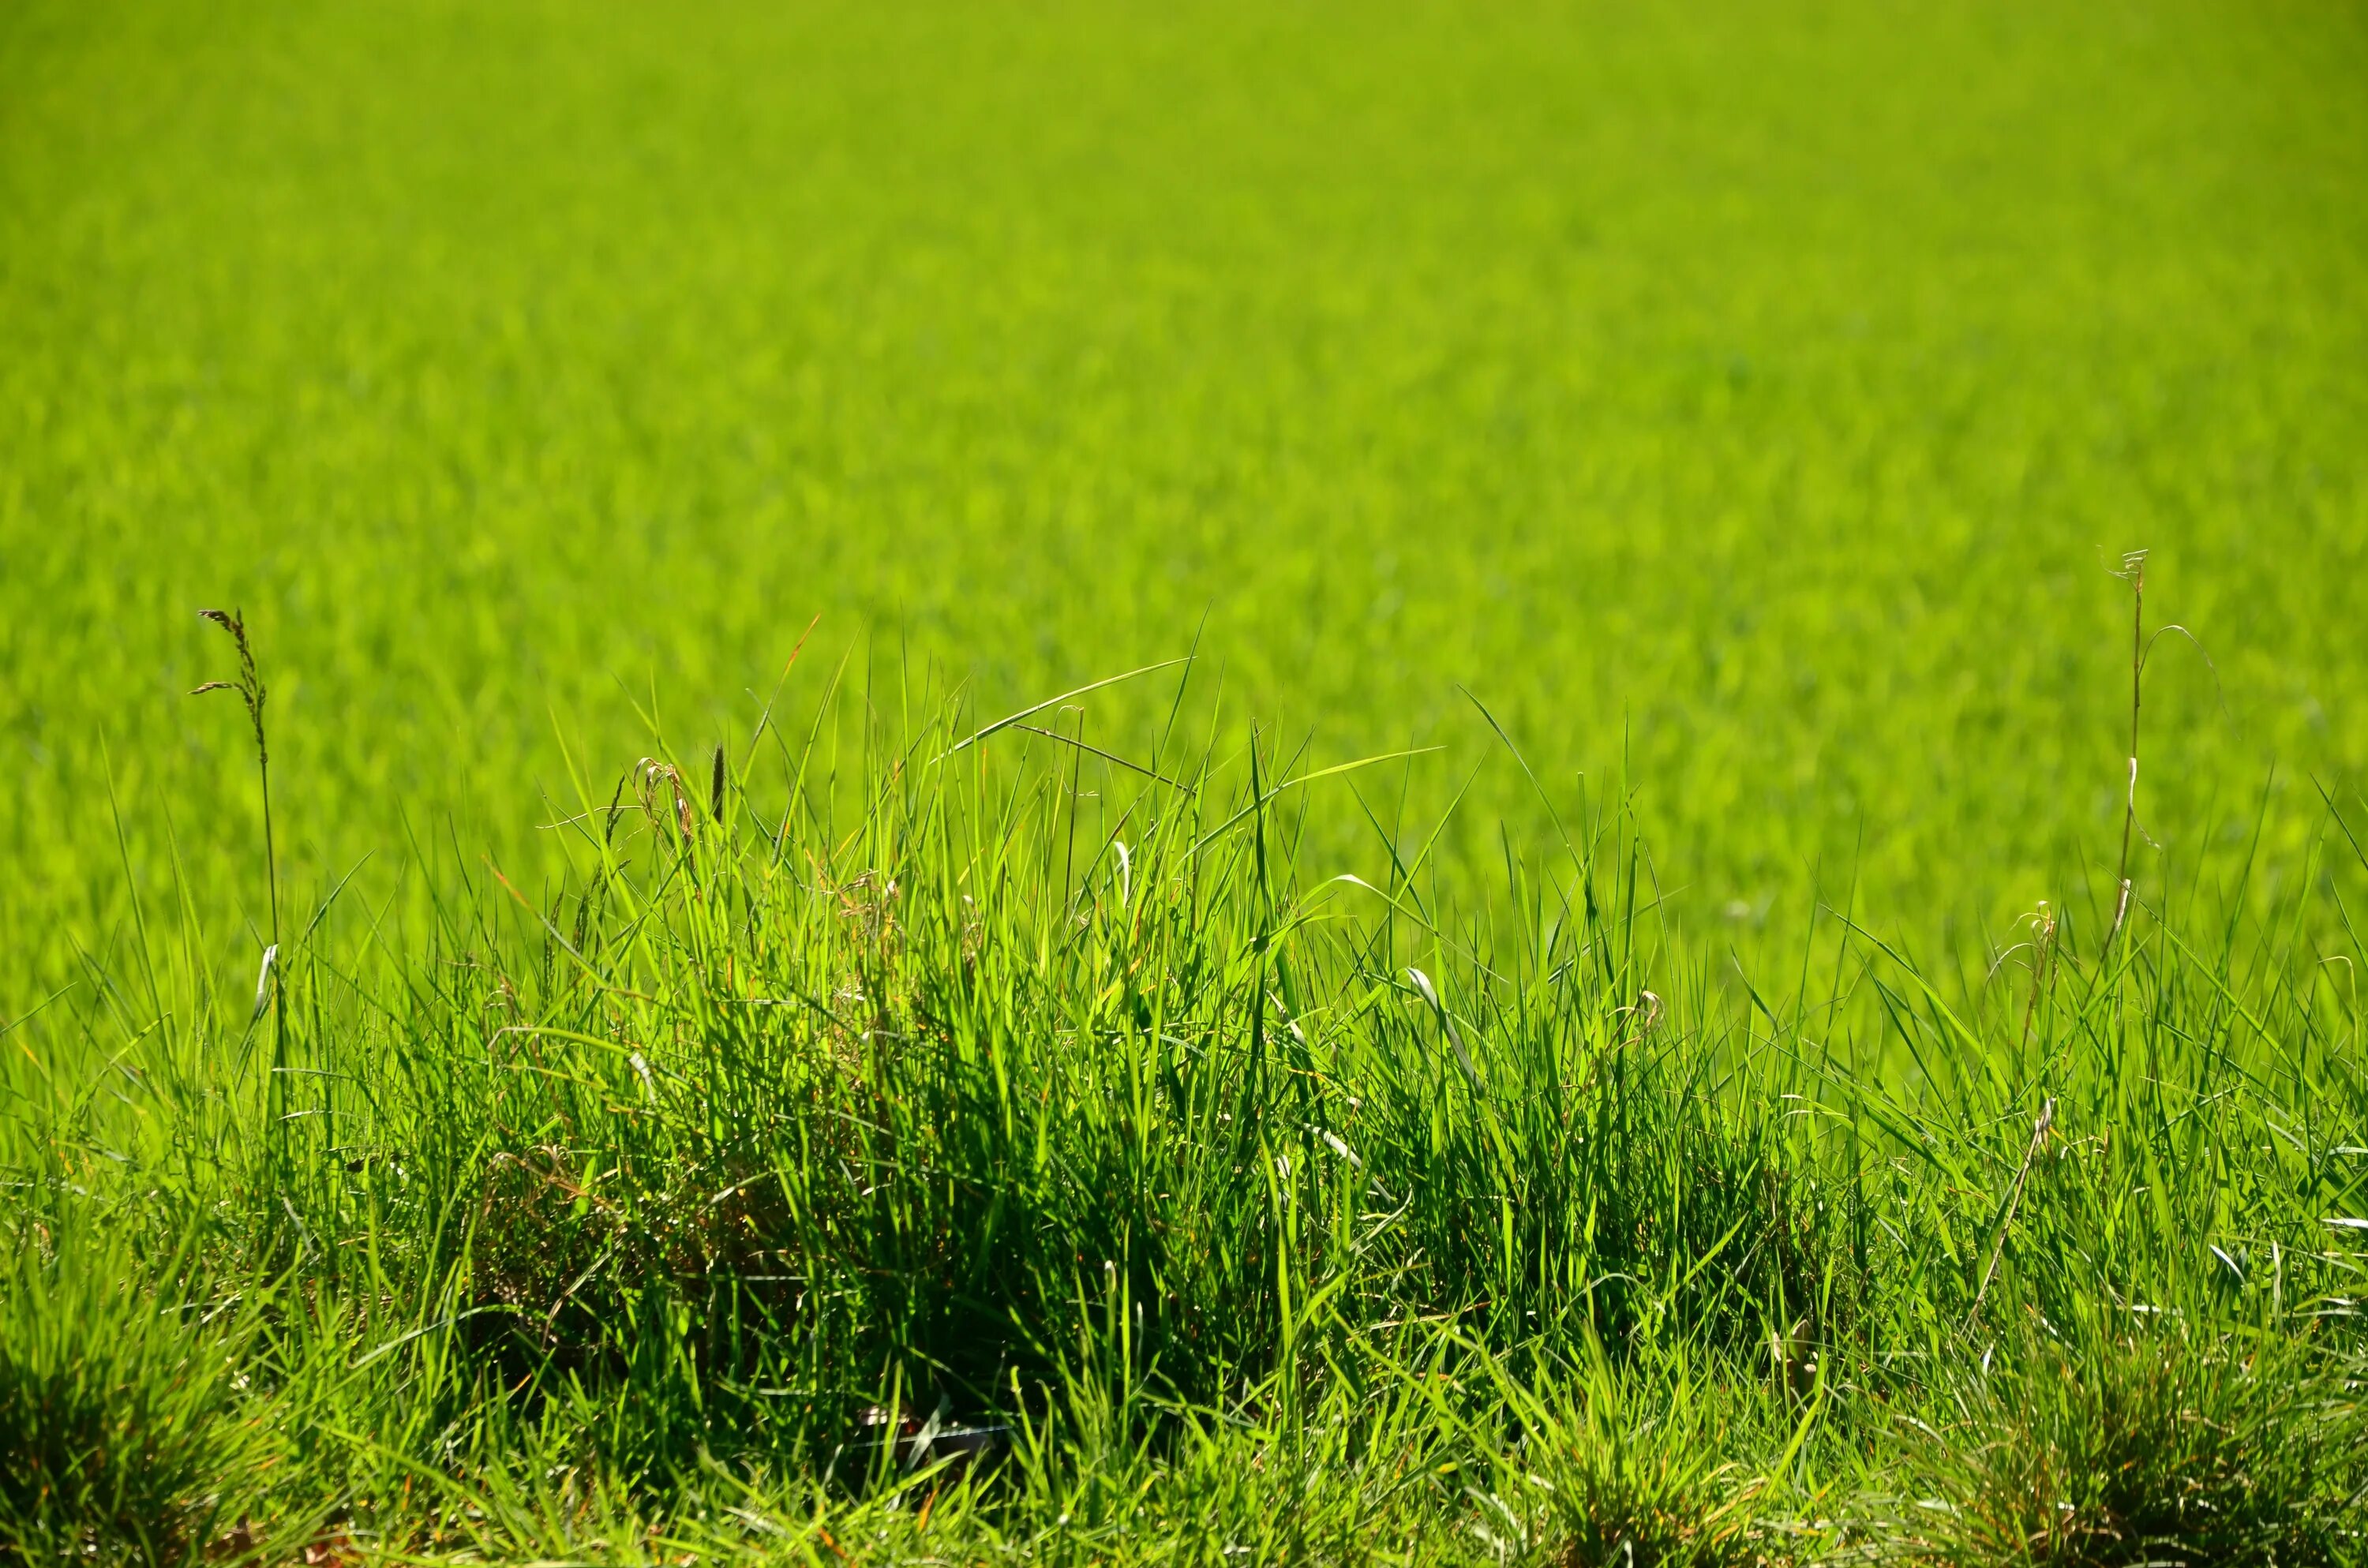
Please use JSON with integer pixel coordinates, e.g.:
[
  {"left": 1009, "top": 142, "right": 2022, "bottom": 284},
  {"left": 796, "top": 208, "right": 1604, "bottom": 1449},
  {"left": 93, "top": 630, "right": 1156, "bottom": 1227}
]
[
  {"left": 5, "top": 0, "right": 2365, "bottom": 984},
  {"left": 3, "top": 0, "right": 2367, "bottom": 1560}
]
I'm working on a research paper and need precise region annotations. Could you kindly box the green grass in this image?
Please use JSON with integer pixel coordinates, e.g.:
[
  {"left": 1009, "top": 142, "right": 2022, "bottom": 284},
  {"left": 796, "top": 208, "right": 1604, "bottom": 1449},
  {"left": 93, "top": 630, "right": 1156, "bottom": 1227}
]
[{"left": 4, "top": 0, "right": 2368, "bottom": 1560}]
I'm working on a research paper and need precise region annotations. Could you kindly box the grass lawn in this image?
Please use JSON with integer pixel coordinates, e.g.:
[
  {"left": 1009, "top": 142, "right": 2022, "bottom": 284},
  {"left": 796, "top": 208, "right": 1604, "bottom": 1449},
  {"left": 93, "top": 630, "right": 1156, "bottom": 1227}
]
[{"left": 3, "top": 1, "right": 2366, "bottom": 1560}]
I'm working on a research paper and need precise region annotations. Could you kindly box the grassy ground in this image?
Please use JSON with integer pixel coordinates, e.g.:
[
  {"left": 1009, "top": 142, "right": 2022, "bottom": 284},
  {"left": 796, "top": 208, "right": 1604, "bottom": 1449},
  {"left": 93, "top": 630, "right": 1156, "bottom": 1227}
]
[{"left": 4, "top": 0, "right": 2368, "bottom": 1560}]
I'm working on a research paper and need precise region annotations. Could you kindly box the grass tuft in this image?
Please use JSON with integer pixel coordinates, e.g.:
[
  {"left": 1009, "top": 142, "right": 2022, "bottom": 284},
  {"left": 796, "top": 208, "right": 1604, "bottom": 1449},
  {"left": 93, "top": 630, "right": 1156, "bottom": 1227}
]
[
  {"left": 0, "top": 1225, "right": 276, "bottom": 1564},
  {"left": 1915, "top": 1329, "right": 2368, "bottom": 1566}
]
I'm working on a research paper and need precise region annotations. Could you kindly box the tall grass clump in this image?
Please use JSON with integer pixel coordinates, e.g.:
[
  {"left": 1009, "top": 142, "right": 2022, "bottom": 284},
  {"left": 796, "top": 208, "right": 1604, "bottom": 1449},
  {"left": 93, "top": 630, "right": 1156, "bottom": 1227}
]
[
  {"left": 2, "top": 647, "right": 2366, "bottom": 1559},
  {"left": 0, "top": 1225, "right": 278, "bottom": 1563},
  {"left": 1910, "top": 1323, "right": 2367, "bottom": 1566}
]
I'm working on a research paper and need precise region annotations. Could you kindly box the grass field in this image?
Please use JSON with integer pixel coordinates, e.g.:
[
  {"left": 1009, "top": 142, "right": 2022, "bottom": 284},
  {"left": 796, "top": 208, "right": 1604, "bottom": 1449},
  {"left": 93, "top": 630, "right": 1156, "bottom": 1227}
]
[{"left": 5, "top": 0, "right": 2368, "bottom": 1560}]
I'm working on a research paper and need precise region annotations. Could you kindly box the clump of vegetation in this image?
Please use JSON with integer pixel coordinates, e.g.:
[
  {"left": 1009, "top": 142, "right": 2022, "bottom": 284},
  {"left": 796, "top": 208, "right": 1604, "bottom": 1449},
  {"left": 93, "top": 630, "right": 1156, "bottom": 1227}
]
[
  {"left": 1913, "top": 1329, "right": 2368, "bottom": 1567},
  {"left": 4, "top": 0, "right": 2367, "bottom": 1559},
  {"left": 0, "top": 1226, "right": 276, "bottom": 1563},
  {"left": 6, "top": 640, "right": 2362, "bottom": 1559},
  {"left": 1515, "top": 1350, "right": 1769, "bottom": 1567}
]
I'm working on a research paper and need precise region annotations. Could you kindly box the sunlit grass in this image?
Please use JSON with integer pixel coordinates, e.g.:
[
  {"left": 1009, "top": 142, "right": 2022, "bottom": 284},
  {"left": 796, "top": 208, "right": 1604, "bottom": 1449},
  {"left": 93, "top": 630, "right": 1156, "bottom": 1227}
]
[
  {"left": 4, "top": 0, "right": 2367, "bottom": 1559},
  {"left": 7, "top": 661, "right": 2366, "bottom": 1559}
]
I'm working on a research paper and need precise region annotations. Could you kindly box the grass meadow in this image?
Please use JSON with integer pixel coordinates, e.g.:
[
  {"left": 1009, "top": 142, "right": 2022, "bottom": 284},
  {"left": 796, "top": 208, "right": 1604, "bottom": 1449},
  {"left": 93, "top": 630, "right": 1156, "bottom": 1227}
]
[{"left": 5, "top": 0, "right": 2368, "bottom": 1560}]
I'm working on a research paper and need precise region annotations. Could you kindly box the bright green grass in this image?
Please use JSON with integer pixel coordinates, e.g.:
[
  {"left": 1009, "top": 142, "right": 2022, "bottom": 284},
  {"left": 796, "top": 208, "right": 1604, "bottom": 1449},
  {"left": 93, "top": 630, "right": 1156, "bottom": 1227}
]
[
  {"left": 5, "top": 0, "right": 2366, "bottom": 982},
  {"left": 5, "top": 0, "right": 2368, "bottom": 1561}
]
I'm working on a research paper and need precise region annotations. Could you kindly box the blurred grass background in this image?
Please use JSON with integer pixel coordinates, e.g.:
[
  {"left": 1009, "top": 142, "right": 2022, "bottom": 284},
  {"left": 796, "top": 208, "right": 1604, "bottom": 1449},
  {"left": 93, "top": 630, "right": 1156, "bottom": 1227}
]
[{"left": 3, "top": 0, "right": 2366, "bottom": 999}]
